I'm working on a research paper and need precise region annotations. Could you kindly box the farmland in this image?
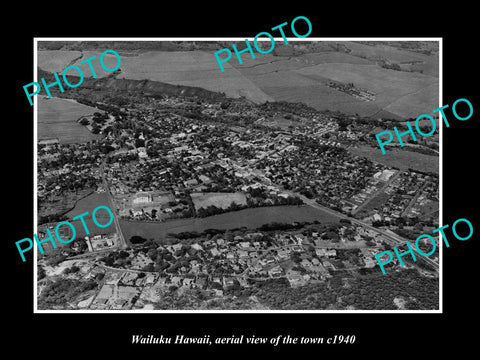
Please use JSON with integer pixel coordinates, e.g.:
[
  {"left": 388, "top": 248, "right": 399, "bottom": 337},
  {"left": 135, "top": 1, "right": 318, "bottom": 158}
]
[
  {"left": 37, "top": 41, "right": 439, "bottom": 120},
  {"left": 38, "top": 50, "right": 123, "bottom": 79},
  {"left": 348, "top": 145, "right": 439, "bottom": 174},
  {"left": 114, "top": 50, "right": 273, "bottom": 103},
  {"left": 38, "top": 50, "right": 82, "bottom": 73},
  {"left": 294, "top": 63, "right": 438, "bottom": 118},
  {"left": 37, "top": 96, "right": 101, "bottom": 143},
  {"left": 120, "top": 205, "right": 340, "bottom": 243}
]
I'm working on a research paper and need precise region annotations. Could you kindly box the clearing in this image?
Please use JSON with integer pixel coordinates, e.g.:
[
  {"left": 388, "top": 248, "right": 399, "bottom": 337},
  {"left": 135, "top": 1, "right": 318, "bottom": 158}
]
[
  {"left": 349, "top": 145, "right": 439, "bottom": 174},
  {"left": 37, "top": 96, "right": 101, "bottom": 143},
  {"left": 191, "top": 192, "right": 247, "bottom": 210},
  {"left": 120, "top": 205, "right": 340, "bottom": 243}
]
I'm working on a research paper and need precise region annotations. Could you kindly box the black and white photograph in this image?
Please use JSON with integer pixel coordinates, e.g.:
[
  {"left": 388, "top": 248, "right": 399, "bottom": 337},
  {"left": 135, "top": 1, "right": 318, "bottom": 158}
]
[{"left": 33, "top": 39, "right": 441, "bottom": 312}]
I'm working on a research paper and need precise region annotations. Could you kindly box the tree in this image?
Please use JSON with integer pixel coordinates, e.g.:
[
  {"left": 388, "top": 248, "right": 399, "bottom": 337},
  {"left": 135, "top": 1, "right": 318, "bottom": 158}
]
[
  {"left": 130, "top": 236, "right": 147, "bottom": 244},
  {"left": 147, "top": 248, "right": 158, "bottom": 261},
  {"left": 38, "top": 266, "right": 46, "bottom": 280},
  {"left": 142, "top": 263, "right": 155, "bottom": 272},
  {"left": 91, "top": 123, "right": 100, "bottom": 134}
]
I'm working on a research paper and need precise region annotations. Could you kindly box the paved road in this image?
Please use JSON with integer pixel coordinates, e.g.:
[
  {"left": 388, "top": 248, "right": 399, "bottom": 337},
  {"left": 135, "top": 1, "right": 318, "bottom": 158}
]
[
  {"left": 260, "top": 177, "right": 439, "bottom": 271},
  {"left": 236, "top": 152, "right": 438, "bottom": 272},
  {"left": 100, "top": 159, "right": 127, "bottom": 249},
  {"left": 351, "top": 171, "right": 401, "bottom": 216}
]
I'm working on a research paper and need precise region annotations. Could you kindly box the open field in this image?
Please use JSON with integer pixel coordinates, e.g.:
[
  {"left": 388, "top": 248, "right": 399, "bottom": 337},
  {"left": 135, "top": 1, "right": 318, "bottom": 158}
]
[
  {"left": 345, "top": 41, "right": 439, "bottom": 78},
  {"left": 38, "top": 50, "right": 125, "bottom": 79},
  {"left": 120, "top": 205, "right": 340, "bottom": 243},
  {"left": 353, "top": 191, "right": 391, "bottom": 218},
  {"left": 38, "top": 50, "right": 82, "bottom": 73},
  {"left": 295, "top": 63, "right": 438, "bottom": 118},
  {"left": 349, "top": 145, "right": 439, "bottom": 174},
  {"left": 39, "top": 189, "right": 94, "bottom": 220},
  {"left": 115, "top": 50, "right": 273, "bottom": 103},
  {"left": 38, "top": 42, "right": 439, "bottom": 119},
  {"left": 58, "top": 191, "right": 115, "bottom": 238},
  {"left": 65, "top": 192, "right": 110, "bottom": 218},
  {"left": 191, "top": 192, "right": 247, "bottom": 210},
  {"left": 38, "top": 96, "right": 101, "bottom": 143}
]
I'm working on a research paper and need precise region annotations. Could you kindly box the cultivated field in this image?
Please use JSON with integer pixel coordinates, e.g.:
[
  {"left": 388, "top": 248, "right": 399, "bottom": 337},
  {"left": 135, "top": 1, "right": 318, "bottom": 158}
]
[
  {"left": 295, "top": 63, "right": 438, "bottom": 118},
  {"left": 349, "top": 145, "right": 439, "bottom": 174},
  {"left": 38, "top": 50, "right": 82, "bottom": 73},
  {"left": 191, "top": 192, "right": 247, "bottom": 210},
  {"left": 115, "top": 50, "right": 273, "bottom": 103},
  {"left": 120, "top": 205, "right": 340, "bottom": 243},
  {"left": 37, "top": 41, "right": 439, "bottom": 119},
  {"left": 37, "top": 96, "right": 101, "bottom": 143},
  {"left": 38, "top": 50, "right": 123, "bottom": 79}
]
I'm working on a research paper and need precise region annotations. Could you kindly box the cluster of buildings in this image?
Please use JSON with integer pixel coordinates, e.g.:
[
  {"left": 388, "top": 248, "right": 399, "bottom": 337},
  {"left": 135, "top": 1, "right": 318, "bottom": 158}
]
[
  {"left": 326, "top": 81, "right": 376, "bottom": 102},
  {"left": 37, "top": 142, "right": 103, "bottom": 201},
  {"left": 104, "top": 223, "right": 383, "bottom": 291},
  {"left": 368, "top": 171, "right": 438, "bottom": 225}
]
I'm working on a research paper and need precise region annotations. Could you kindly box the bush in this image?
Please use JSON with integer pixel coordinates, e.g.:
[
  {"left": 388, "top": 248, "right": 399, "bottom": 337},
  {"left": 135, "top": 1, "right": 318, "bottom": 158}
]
[{"left": 130, "top": 236, "right": 147, "bottom": 244}]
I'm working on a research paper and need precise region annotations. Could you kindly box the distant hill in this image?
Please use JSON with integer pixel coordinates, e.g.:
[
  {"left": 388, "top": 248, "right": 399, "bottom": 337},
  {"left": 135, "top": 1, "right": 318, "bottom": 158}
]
[
  {"left": 38, "top": 40, "right": 224, "bottom": 52},
  {"left": 37, "top": 67, "right": 228, "bottom": 103},
  {"left": 37, "top": 40, "right": 439, "bottom": 119}
]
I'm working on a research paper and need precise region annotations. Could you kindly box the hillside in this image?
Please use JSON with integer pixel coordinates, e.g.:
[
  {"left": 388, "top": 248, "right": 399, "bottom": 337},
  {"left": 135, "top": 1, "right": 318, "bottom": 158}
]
[
  {"left": 37, "top": 67, "right": 229, "bottom": 103},
  {"left": 37, "top": 40, "right": 439, "bottom": 119}
]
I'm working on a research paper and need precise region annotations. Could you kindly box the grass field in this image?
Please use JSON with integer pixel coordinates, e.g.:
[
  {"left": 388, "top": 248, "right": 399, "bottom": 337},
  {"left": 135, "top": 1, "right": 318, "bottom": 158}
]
[
  {"left": 120, "top": 205, "right": 340, "bottom": 243},
  {"left": 39, "top": 189, "right": 94, "bottom": 220},
  {"left": 65, "top": 192, "right": 110, "bottom": 218},
  {"left": 115, "top": 50, "right": 273, "bottom": 103},
  {"left": 191, "top": 192, "right": 247, "bottom": 210},
  {"left": 38, "top": 50, "right": 82, "bottom": 73},
  {"left": 349, "top": 145, "right": 439, "bottom": 174},
  {"left": 38, "top": 96, "right": 101, "bottom": 143},
  {"left": 295, "top": 63, "right": 438, "bottom": 118},
  {"left": 38, "top": 50, "right": 123, "bottom": 79},
  {"left": 353, "top": 191, "right": 391, "bottom": 218},
  {"left": 59, "top": 192, "right": 114, "bottom": 238}
]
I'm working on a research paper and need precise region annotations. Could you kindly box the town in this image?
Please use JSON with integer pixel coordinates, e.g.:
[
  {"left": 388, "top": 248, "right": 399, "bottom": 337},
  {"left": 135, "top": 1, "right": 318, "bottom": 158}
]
[{"left": 36, "top": 72, "right": 439, "bottom": 311}]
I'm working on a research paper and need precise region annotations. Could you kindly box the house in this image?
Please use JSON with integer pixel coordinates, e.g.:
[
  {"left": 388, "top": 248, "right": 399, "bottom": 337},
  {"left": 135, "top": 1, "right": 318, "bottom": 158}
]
[
  {"left": 172, "top": 243, "right": 183, "bottom": 252},
  {"left": 191, "top": 243, "right": 203, "bottom": 251},
  {"left": 196, "top": 277, "right": 207, "bottom": 289},
  {"left": 171, "top": 276, "right": 183, "bottom": 286},
  {"left": 222, "top": 277, "right": 235, "bottom": 288},
  {"left": 301, "top": 259, "right": 312, "bottom": 268},
  {"left": 276, "top": 249, "right": 290, "bottom": 260},
  {"left": 183, "top": 179, "right": 199, "bottom": 187},
  {"left": 238, "top": 250, "right": 249, "bottom": 259},
  {"left": 183, "top": 278, "right": 195, "bottom": 287},
  {"left": 268, "top": 266, "right": 283, "bottom": 277},
  {"left": 315, "top": 248, "right": 336, "bottom": 257},
  {"left": 133, "top": 191, "right": 152, "bottom": 204},
  {"left": 286, "top": 270, "right": 305, "bottom": 287}
]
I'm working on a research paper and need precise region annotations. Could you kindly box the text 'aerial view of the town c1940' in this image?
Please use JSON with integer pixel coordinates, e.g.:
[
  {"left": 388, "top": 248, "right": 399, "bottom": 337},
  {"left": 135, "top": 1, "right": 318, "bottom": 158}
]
[{"left": 36, "top": 40, "right": 440, "bottom": 311}]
